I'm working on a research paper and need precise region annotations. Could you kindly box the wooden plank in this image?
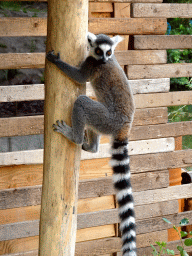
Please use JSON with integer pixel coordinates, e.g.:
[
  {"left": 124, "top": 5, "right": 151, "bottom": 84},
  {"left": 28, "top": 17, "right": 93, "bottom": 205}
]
[
  {"left": 0, "top": 200, "right": 179, "bottom": 230},
  {"left": 131, "top": 121, "right": 192, "bottom": 141},
  {"left": 1, "top": 182, "right": 190, "bottom": 211},
  {"left": 134, "top": 183, "right": 192, "bottom": 206},
  {"left": 0, "top": 84, "right": 44, "bottom": 102},
  {"left": 0, "top": 18, "right": 47, "bottom": 37},
  {"left": 134, "top": 91, "right": 192, "bottom": 108},
  {"left": 0, "top": 17, "right": 166, "bottom": 37},
  {"left": 0, "top": 231, "right": 167, "bottom": 255},
  {"left": 134, "top": 35, "right": 192, "bottom": 50},
  {"left": 0, "top": 53, "right": 45, "bottom": 70},
  {"left": 89, "top": 3, "right": 113, "bottom": 12},
  {"left": 116, "top": 50, "right": 167, "bottom": 65},
  {"left": 0, "top": 50, "right": 166, "bottom": 70},
  {"left": 0, "top": 78, "right": 170, "bottom": 103},
  {"left": 133, "top": 3, "right": 192, "bottom": 18},
  {"left": 0, "top": 138, "right": 175, "bottom": 166},
  {"left": 7, "top": 205, "right": 190, "bottom": 241},
  {"left": 0, "top": 107, "right": 168, "bottom": 138},
  {"left": 0, "top": 116, "right": 44, "bottom": 138},
  {"left": 128, "top": 63, "right": 192, "bottom": 80},
  {"left": 138, "top": 239, "right": 192, "bottom": 256},
  {"left": 89, "top": 18, "right": 167, "bottom": 35},
  {"left": 129, "top": 78, "right": 170, "bottom": 94}
]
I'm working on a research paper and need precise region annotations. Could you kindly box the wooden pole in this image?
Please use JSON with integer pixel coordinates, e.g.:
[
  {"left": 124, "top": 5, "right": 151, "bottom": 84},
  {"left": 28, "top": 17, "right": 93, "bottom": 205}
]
[{"left": 39, "top": 0, "right": 88, "bottom": 255}]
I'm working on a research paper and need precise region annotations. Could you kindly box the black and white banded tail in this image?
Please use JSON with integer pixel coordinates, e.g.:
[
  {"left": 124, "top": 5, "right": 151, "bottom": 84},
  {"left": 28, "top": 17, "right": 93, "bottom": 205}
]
[{"left": 110, "top": 139, "right": 137, "bottom": 256}]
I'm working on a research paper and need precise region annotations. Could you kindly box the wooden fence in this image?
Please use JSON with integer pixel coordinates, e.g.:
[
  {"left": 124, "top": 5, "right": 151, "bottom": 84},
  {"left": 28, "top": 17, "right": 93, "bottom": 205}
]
[{"left": 0, "top": 0, "right": 192, "bottom": 255}]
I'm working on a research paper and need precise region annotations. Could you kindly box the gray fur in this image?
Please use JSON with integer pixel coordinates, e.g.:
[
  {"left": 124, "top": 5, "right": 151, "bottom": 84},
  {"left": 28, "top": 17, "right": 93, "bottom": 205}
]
[{"left": 47, "top": 33, "right": 135, "bottom": 151}]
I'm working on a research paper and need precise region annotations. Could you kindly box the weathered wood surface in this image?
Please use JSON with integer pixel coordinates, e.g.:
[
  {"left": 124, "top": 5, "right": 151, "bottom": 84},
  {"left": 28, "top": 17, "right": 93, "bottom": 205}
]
[
  {"left": 0, "top": 17, "right": 167, "bottom": 37},
  {"left": 0, "top": 200, "right": 179, "bottom": 228},
  {"left": 0, "top": 78, "right": 170, "bottom": 102},
  {"left": 1, "top": 183, "right": 191, "bottom": 210},
  {"left": 89, "top": 2, "right": 113, "bottom": 12},
  {"left": 134, "top": 91, "right": 192, "bottom": 108},
  {"left": 134, "top": 35, "right": 192, "bottom": 50},
  {"left": 89, "top": 18, "right": 167, "bottom": 35},
  {"left": 0, "top": 231, "right": 167, "bottom": 255},
  {"left": 0, "top": 53, "right": 45, "bottom": 70},
  {"left": 0, "top": 50, "right": 166, "bottom": 70},
  {"left": 128, "top": 63, "right": 192, "bottom": 79},
  {"left": 0, "top": 149, "right": 191, "bottom": 179},
  {"left": 0, "top": 108, "right": 168, "bottom": 138},
  {"left": 0, "top": 168, "right": 169, "bottom": 197},
  {"left": 133, "top": 3, "right": 192, "bottom": 18},
  {"left": 0, "top": 137, "right": 175, "bottom": 166},
  {"left": 0, "top": 18, "right": 47, "bottom": 37},
  {"left": 1, "top": 208, "right": 191, "bottom": 241}
]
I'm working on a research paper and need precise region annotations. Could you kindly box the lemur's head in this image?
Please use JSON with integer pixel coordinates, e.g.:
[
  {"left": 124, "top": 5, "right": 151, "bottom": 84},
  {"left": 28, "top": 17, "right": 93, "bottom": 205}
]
[{"left": 87, "top": 32, "right": 123, "bottom": 64}]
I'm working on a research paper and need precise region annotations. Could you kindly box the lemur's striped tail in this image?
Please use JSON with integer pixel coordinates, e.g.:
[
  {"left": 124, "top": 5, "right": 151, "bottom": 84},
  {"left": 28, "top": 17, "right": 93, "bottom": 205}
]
[{"left": 110, "top": 139, "right": 137, "bottom": 256}]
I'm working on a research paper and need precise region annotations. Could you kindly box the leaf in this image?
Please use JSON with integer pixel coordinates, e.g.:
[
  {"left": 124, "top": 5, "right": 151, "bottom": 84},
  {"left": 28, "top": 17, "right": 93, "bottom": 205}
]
[
  {"left": 167, "top": 249, "right": 175, "bottom": 255},
  {"left": 180, "top": 231, "right": 188, "bottom": 238},
  {"left": 177, "top": 245, "right": 184, "bottom": 253},
  {"left": 163, "top": 218, "right": 172, "bottom": 225},
  {"left": 182, "top": 250, "right": 189, "bottom": 256},
  {"left": 184, "top": 238, "right": 192, "bottom": 247},
  {"left": 150, "top": 244, "right": 158, "bottom": 253},
  {"left": 180, "top": 218, "right": 189, "bottom": 226}
]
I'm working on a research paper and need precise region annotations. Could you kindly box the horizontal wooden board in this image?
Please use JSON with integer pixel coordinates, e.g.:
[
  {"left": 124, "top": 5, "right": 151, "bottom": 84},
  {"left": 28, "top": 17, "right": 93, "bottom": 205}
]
[
  {"left": 0, "top": 200, "right": 179, "bottom": 229},
  {"left": 0, "top": 50, "right": 166, "bottom": 70},
  {"left": 0, "top": 17, "right": 166, "bottom": 37},
  {"left": 0, "top": 231, "right": 167, "bottom": 255},
  {"left": 89, "top": 18, "right": 167, "bottom": 35},
  {"left": 134, "top": 35, "right": 192, "bottom": 50},
  {"left": 134, "top": 183, "right": 192, "bottom": 206},
  {"left": 134, "top": 91, "right": 192, "bottom": 108},
  {"left": 89, "top": 2, "right": 113, "bottom": 12},
  {"left": 0, "top": 53, "right": 45, "bottom": 70},
  {"left": 128, "top": 63, "right": 192, "bottom": 79},
  {"left": 0, "top": 78, "right": 170, "bottom": 103},
  {"left": 0, "top": 18, "right": 47, "bottom": 37},
  {"left": 81, "top": 138, "right": 175, "bottom": 160},
  {"left": 1, "top": 182, "right": 191, "bottom": 210},
  {"left": 1, "top": 208, "right": 190, "bottom": 241},
  {"left": 133, "top": 3, "right": 192, "bottom": 18},
  {"left": 0, "top": 150, "right": 168, "bottom": 189},
  {"left": 0, "top": 138, "right": 175, "bottom": 166}
]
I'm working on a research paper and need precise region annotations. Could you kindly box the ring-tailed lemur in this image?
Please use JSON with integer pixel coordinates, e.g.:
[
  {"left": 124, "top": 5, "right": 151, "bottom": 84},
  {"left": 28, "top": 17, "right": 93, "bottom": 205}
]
[{"left": 46, "top": 32, "right": 136, "bottom": 256}]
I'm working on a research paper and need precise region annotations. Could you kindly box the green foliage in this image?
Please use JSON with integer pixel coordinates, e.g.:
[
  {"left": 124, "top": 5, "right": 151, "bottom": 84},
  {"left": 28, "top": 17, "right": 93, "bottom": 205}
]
[{"left": 150, "top": 218, "right": 192, "bottom": 256}]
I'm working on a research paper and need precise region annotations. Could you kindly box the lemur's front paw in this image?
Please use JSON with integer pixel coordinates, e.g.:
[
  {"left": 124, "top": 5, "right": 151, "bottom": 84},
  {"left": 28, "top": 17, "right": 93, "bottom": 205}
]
[
  {"left": 53, "top": 120, "right": 66, "bottom": 134},
  {"left": 46, "top": 51, "right": 60, "bottom": 64}
]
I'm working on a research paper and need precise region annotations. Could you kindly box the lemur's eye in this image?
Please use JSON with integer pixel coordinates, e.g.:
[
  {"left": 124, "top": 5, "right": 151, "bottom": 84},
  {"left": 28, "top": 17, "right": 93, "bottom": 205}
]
[
  {"left": 106, "top": 50, "right": 112, "bottom": 56},
  {"left": 95, "top": 47, "right": 103, "bottom": 56}
]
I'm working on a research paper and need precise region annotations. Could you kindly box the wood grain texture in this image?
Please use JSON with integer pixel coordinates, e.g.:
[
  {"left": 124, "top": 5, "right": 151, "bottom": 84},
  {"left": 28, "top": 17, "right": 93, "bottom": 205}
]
[
  {"left": 89, "top": 18, "right": 167, "bottom": 35},
  {"left": 0, "top": 231, "right": 167, "bottom": 255},
  {"left": 133, "top": 3, "right": 192, "bottom": 18},
  {"left": 0, "top": 50, "right": 166, "bottom": 70},
  {"left": 2, "top": 207, "right": 189, "bottom": 241},
  {"left": 0, "top": 78, "right": 170, "bottom": 103},
  {"left": 134, "top": 35, "right": 192, "bottom": 50},
  {"left": 0, "top": 18, "right": 47, "bottom": 37},
  {"left": 128, "top": 63, "right": 192, "bottom": 79},
  {"left": 0, "top": 137, "right": 175, "bottom": 166},
  {"left": 0, "top": 107, "right": 168, "bottom": 138},
  {"left": 0, "top": 183, "right": 191, "bottom": 210},
  {"left": 0, "top": 17, "right": 166, "bottom": 37},
  {"left": 134, "top": 91, "right": 192, "bottom": 108},
  {"left": 89, "top": 2, "right": 113, "bottom": 12}
]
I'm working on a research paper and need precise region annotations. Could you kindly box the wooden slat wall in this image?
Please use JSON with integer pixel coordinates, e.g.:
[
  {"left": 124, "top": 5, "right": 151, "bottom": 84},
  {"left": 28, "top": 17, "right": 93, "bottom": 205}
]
[{"left": 0, "top": 1, "right": 192, "bottom": 255}]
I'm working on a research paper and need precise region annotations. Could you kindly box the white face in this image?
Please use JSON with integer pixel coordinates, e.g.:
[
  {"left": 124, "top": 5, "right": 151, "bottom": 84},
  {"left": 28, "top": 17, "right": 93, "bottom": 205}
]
[
  {"left": 87, "top": 32, "right": 124, "bottom": 63},
  {"left": 88, "top": 43, "right": 114, "bottom": 63}
]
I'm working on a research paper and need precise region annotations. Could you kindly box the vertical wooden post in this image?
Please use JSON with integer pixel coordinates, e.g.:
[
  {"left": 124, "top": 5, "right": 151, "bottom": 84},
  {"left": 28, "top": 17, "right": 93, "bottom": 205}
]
[{"left": 39, "top": 0, "right": 88, "bottom": 255}]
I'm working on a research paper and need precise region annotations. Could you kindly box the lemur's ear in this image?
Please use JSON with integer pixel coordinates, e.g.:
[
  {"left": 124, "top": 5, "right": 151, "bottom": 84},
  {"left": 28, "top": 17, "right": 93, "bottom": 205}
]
[
  {"left": 87, "top": 32, "right": 97, "bottom": 47},
  {"left": 111, "top": 35, "right": 124, "bottom": 48}
]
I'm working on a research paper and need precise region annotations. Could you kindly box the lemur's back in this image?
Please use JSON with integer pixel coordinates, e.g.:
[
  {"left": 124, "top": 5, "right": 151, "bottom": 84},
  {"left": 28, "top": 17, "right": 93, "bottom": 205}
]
[{"left": 89, "top": 56, "right": 135, "bottom": 121}]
